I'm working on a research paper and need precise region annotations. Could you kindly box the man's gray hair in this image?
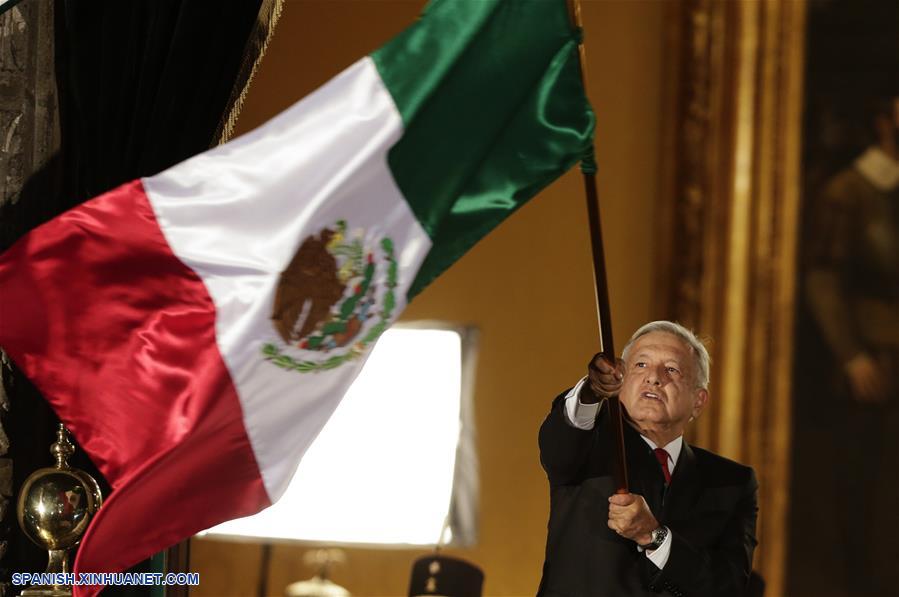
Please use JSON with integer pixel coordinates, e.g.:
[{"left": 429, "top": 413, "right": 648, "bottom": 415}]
[{"left": 620, "top": 321, "right": 711, "bottom": 389}]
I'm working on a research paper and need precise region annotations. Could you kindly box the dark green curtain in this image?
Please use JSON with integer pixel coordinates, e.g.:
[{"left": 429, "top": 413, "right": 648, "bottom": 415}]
[{"left": 2, "top": 0, "right": 280, "bottom": 591}]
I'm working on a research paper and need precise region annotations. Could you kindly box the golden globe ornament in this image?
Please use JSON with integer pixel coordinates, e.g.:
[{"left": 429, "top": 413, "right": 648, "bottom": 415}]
[{"left": 16, "top": 424, "right": 102, "bottom": 597}]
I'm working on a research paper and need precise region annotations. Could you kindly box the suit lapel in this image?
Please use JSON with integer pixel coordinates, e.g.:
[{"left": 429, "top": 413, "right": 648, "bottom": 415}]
[
  {"left": 662, "top": 441, "right": 702, "bottom": 522},
  {"left": 622, "top": 423, "right": 667, "bottom": 515}
]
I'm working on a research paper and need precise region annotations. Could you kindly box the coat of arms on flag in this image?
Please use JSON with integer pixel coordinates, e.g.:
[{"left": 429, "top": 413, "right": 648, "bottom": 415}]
[{"left": 265, "top": 220, "right": 398, "bottom": 373}]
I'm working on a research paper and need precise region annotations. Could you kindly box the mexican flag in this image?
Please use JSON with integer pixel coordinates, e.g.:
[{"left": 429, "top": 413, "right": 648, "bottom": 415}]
[{"left": 0, "top": 0, "right": 593, "bottom": 590}]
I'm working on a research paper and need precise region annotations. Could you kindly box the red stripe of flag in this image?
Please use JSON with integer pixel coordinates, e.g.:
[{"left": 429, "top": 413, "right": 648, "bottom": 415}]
[{"left": 0, "top": 181, "right": 269, "bottom": 594}]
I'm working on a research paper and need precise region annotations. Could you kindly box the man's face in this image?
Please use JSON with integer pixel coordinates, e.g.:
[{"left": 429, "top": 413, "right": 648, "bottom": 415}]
[{"left": 619, "top": 331, "right": 708, "bottom": 437}]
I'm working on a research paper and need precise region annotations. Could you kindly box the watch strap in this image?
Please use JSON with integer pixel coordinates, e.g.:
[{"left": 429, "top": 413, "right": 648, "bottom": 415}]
[{"left": 638, "top": 525, "right": 669, "bottom": 550}]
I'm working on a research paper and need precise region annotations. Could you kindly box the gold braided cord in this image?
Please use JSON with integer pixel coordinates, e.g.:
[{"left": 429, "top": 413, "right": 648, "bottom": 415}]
[{"left": 215, "top": 0, "right": 286, "bottom": 146}]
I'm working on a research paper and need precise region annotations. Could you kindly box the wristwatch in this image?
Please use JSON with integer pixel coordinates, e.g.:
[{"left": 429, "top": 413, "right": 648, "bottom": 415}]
[{"left": 638, "top": 526, "right": 669, "bottom": 551}]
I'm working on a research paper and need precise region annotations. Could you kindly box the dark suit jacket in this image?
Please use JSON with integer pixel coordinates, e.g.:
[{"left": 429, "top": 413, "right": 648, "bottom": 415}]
[{"left": 537, "top": 392, "right": 758, "bottom": 597}]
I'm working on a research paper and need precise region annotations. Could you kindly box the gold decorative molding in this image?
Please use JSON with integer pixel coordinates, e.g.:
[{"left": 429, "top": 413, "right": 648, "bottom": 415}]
[
  {"left": 0, "top": 1, "right": 58, "bottom": 591},
  {"left": 657, "top": 1, "right": 805, "bottom": 594}
]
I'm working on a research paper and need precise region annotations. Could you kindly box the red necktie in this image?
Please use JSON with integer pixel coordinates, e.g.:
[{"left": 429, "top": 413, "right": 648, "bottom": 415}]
[{"left": 654, "top": 448, "right": 672, "bottom": 485}]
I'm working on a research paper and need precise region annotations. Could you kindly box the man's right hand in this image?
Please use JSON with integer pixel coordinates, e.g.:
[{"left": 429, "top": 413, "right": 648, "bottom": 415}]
[{"left": 580, "top": 352, "right": 625, "bottom": 404}]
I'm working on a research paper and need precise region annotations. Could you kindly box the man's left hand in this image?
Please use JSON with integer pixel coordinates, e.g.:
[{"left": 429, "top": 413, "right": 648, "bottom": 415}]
[{"left": 608, "top": 493, "right": 659, "bottom": 545}]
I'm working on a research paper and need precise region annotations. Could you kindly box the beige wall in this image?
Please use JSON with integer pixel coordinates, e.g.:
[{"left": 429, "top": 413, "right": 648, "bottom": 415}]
[{"left": 192, "top": 1, "right": 665, "bottom": 595}]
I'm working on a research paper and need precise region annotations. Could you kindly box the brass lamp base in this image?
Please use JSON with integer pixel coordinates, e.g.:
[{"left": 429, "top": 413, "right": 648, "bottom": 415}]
[
  {"left": 16, "top": 426, "right": 103, "bottom": 597},
  {"left": 20, "top": 586, "right": 71, "bottom": 597}
]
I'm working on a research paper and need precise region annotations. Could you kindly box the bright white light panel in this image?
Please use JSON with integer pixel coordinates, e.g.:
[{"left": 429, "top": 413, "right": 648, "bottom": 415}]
[{"left": 204, "top": 328, "right": 462, "bottom": 545}]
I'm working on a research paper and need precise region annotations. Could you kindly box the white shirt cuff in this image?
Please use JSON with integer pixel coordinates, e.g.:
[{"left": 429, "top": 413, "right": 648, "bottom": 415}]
[
  {"left": 645, "top": 527, "right": 673, "bottom": 569},
  {"left": 564, "top": 377, "right": 601, "bottom": 430}
]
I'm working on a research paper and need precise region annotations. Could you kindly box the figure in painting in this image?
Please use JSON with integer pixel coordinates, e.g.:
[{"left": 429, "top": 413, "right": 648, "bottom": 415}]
[{"left": 802, "top": 87, "right": 898, "bottom": 597}]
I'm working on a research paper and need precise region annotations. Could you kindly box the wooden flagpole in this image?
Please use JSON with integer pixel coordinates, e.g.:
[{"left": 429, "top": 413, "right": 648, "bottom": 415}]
[{"left": 565, "top": 0, "right": 629, "bottom": 494}]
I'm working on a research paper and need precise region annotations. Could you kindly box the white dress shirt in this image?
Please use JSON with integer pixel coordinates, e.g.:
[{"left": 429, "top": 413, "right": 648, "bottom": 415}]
[{"left": 563, "top": 377, "right": 680, "bottom": 569}]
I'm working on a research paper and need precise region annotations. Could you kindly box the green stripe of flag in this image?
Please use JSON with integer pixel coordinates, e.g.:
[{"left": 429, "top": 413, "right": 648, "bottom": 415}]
[{"left": 372, "top": 0, "right": 595, "bottom": 298}]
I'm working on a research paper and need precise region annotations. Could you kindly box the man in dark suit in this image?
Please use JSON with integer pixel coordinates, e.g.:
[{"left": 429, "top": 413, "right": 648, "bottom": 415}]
[{"left": 537, "top": 321, "right": 758, "bottom": 597}]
